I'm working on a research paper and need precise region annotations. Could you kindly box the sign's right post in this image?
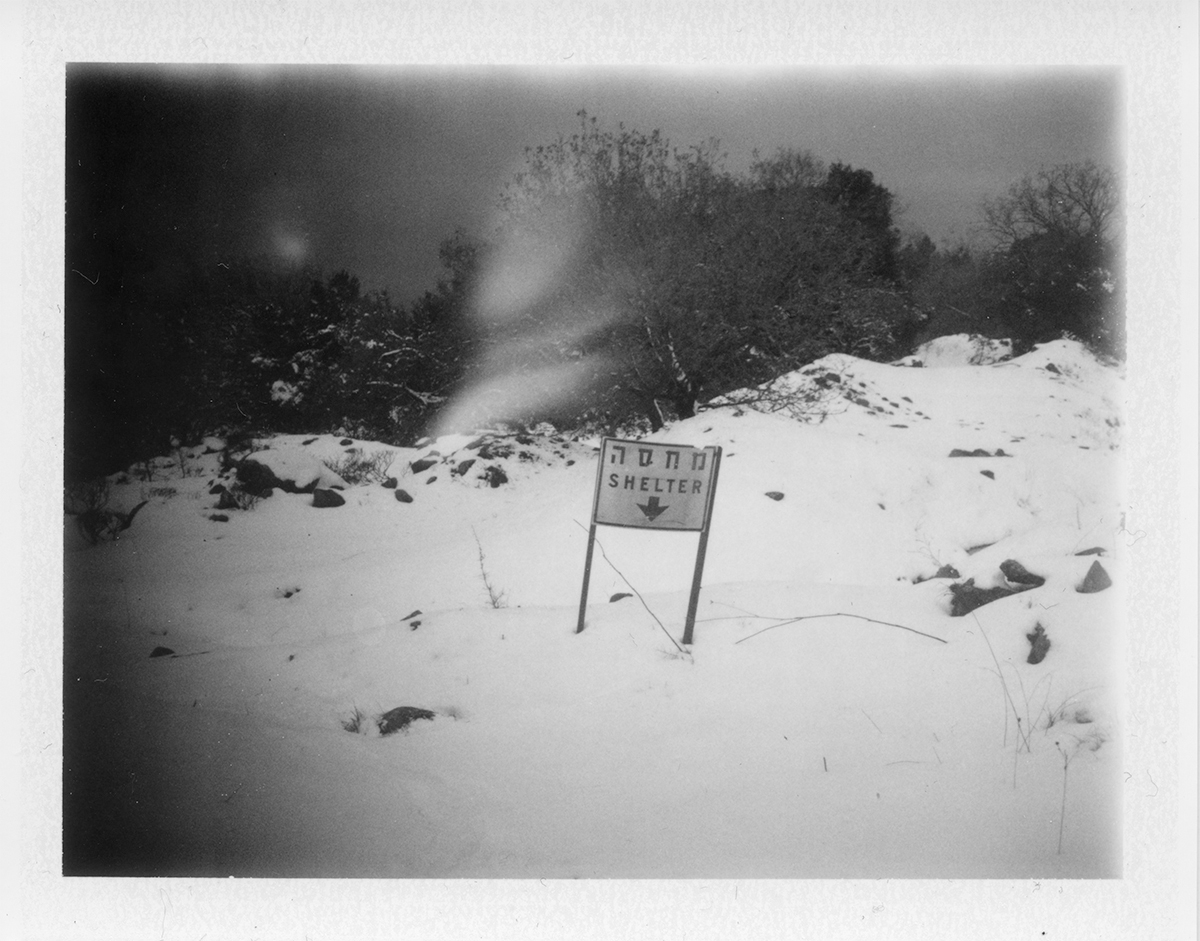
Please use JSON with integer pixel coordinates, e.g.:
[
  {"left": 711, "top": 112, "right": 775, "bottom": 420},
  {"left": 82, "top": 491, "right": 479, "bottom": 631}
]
[{"left": 681, "top": 445, "right": 723, "bottom": 646}]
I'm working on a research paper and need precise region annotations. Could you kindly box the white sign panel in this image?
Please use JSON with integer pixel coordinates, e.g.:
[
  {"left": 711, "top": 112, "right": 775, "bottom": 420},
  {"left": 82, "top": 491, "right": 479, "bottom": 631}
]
[{"left": 592, "top": 437, "right": 719, "bottom": 531}]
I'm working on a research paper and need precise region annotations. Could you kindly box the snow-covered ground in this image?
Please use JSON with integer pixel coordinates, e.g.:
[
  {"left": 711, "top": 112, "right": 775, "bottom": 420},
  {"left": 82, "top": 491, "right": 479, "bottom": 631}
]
[{"left": 58, "top": 337, "right": 1128, "bottom": 888}]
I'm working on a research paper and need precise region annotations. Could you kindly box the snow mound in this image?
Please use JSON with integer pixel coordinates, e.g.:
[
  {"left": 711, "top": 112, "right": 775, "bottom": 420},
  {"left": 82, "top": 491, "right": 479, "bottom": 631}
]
[
  {"left": 1006, "top": 337, "right": 1124, "bottom": 387},
  {"left": 712, "top": 352, "right": 930, "bottom": 425},
  {"left": 893, "top": 333, "right": 1014, "bottom": 367}
]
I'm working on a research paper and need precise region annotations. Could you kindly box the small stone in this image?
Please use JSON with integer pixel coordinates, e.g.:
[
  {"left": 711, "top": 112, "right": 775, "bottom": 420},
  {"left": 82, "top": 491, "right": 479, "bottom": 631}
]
[
  {"left": 149, "top": 646, "right": 175, "bottom": 658},
  {"left": 1000, "top": 559, "right": 1046, "bottom": 588},
  {"left": 913, "top": 563, "right": 961, "bottom": 585},
  {"left": 948, "top": 579, "right": 1018, "bottom": 616},
  {"left": 312, "top": 488, "right": 346, "bottom": 508},
  {"left": 1026, "top": 624, "right": 1051, "bottom": 664},
  {"left": 1077, "top": 560, "right": 1112, "bottom": 593},
  {"left": 610, "top": 592, "right": 633, "bottom": 602},
  {"left": 410, "top": 458, "right": 437, "bottom": 474},
  {"left": 376, "top": 706, "right": 436, "bottom": 736},
  {"left": 382, "top": 477, "right": 398, "bottom": 489},
  {"left": 765, "top": 491, "right": 785, "bottom": 501},
  {"left": 394, "top": 489, "right": 414, "bottom": 503}
]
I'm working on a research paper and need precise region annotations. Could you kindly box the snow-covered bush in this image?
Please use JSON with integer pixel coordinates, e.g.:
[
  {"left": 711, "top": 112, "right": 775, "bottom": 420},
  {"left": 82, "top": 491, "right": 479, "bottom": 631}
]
[{"left": 894, "top": 334, "right": 1015, "bottom": 368}]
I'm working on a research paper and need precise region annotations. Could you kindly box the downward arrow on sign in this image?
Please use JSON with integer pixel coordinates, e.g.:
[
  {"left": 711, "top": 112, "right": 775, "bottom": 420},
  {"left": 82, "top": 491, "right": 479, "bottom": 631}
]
[{"left": 637, "top": 496, "right": 669, "bottom": 521}]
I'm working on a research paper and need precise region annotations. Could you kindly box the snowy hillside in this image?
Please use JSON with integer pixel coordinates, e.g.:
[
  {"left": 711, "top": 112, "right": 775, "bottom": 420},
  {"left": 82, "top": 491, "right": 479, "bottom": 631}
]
[{"left": 62, "top": 337, "right": 1125, "bottom": 880}]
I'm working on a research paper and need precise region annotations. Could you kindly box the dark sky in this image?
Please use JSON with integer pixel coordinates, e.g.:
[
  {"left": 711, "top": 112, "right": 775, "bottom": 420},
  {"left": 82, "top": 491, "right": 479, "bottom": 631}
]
[{"left": 66, "top": 64, "right": 1120, "bottom": 303}]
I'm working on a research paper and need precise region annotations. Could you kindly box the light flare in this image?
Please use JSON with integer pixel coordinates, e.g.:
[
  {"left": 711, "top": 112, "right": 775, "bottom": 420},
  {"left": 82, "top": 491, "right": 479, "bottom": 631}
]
[
  {"left": 436, "top": 357, "right": 616, "bottom": 436},
  {"left": 271, "top": 228, "right": 310, "bottom": 265},
  {"left": 475, "top": 196, "right": 588, "bottom": 320},
  {"left": 434, "top": 193, "right": 630, "bottom": 436}
]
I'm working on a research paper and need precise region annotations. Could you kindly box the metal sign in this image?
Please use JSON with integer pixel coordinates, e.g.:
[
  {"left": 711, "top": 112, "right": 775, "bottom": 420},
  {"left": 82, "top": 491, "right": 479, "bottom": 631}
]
[
  {"left": 593, "top": 438, "right": 719, "bottom": 531},
  {"left": 577, "top": 437, "right": 723, "bottom": 644}
]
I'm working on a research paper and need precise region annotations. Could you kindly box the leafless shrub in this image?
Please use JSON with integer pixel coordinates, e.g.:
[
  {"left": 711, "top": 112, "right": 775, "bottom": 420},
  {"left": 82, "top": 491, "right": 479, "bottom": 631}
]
[
  {"left": 342, "top": 706, "right": 368, "bottom": 734},
  {"left": 704, "top": 373, "right": 846, "bottom": 424},
  {"left": 471, "top": 527, "right": 508, "bottom": 608},
  {"left": 322, "top": 448, "right": 396, "bottom": 485}
]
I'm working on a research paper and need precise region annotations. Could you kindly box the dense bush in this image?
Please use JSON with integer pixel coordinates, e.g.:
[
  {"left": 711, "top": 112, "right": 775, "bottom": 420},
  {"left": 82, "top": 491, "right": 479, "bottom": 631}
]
[{"left": 145, "top": 263, "right": 442, "bottom": 456}]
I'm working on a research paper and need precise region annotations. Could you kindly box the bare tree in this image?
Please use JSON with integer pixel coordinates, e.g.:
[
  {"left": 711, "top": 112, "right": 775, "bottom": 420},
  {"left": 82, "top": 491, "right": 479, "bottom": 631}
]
[
  {"left": 982, "top": 161, "right": 1119, "bottom": 248},
  {"left": 980, "top": 162, "right": 1123, "bottom": 357}
]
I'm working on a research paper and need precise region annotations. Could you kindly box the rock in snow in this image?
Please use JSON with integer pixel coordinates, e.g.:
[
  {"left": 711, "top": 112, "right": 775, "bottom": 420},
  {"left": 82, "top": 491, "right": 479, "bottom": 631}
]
[
  {"left": 375, "top": 706, "right": 436, "bottom": 736},
  {"left": 1077, "top": 560, "right": 1113, "bottom": 593}
]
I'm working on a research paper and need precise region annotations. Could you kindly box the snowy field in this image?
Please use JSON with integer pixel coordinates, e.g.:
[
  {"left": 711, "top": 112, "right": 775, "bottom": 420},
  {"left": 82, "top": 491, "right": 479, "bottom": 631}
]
[{"left": 58, "top": 336, "right": 1128, "bottom": 887}]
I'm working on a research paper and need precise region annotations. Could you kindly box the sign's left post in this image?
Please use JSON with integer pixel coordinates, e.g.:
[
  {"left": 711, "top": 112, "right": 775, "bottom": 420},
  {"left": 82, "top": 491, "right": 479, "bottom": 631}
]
[{"left": 575, "top": 442, "right": 607, "bottom": 634}]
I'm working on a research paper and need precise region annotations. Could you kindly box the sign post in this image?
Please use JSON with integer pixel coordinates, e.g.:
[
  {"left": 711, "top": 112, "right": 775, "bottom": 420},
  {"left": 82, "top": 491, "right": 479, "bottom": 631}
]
[
  {"left": 681, "top": 445, "right": 722, "bottom": 645},
  {"left": 577, "top": 437, "right": 723, "bottom": 644}
]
